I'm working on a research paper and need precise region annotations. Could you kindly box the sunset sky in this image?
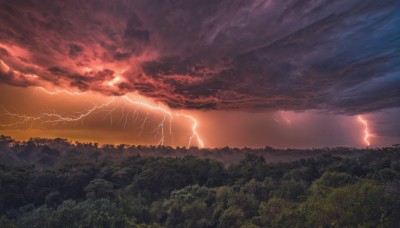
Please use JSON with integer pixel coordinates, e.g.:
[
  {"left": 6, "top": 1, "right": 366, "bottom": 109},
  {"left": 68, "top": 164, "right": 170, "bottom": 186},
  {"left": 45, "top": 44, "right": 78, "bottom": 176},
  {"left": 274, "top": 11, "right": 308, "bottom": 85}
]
[{"left": 0, "top": 0, "right": 399, "bottom": 148}]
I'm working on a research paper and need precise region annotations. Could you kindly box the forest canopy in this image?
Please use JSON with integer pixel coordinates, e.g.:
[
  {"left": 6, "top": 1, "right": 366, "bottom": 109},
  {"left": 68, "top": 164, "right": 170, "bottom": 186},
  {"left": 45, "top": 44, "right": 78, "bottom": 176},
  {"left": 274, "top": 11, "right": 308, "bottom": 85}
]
[{"left": 0, "top": 136, "right": 400, "bottom": 227}]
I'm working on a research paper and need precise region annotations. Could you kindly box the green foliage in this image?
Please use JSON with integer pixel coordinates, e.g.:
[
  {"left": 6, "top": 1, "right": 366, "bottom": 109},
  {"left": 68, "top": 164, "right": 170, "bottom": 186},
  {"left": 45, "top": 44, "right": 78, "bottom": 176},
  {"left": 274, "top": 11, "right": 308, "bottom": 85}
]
[
  {"left": 240, "top": 178, "right": 276, "bottom": 202},
  {"left": 301, "top": 181, "right": 400, "bottom": 227},
  {"left": 256, "top": 197, "right": 305, "bottom": 228},
  {"left": 368, "top": 168, "right": 400, "bottom": 183},
  {"left": 271, "top": 180, "right": 308, "bottom": 201},
  {"left": 152, "top": 185, "right": 215, "bottom": 227},
  {"left": 218, "top": 206, "right": 245, "bottom": 228},
  {"left": 45, "top": 191, "right": 62, "bottom": 208},
  {"left": 309, "top": 171, "right": 358, "bottom": 196},
  {"left": 16, "top": 199, "right": 138, "bottom": 228},
  {"left": 0, "top": 215, "right": 15, "bottom": 228},
  {"left": 84, "top": 178, "right": 114, "bottom": 200},
  {"left": 0, "top": 146, "right": 400, "bottom": 227}
]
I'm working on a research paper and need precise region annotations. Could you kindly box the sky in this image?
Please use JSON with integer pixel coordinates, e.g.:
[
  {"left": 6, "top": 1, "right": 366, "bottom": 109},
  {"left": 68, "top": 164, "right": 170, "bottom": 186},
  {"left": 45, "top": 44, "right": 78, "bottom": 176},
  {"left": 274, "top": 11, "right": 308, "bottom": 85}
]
[{"left": 0, "top": 0, "right": 399, "bottom": 148}]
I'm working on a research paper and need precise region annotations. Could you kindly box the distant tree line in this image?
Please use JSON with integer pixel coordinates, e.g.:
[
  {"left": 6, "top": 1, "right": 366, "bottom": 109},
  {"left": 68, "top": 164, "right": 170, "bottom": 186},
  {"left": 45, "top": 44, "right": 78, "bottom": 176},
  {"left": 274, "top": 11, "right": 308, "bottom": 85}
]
[{"left": 0, "top": 135, "right": 378, "bottom": 167}]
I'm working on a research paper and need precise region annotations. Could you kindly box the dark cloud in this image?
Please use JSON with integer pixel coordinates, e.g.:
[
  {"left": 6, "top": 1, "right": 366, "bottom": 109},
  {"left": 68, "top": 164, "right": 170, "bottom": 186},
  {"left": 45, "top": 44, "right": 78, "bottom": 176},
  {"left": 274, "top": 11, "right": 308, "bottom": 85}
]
[
  {"left": 371, "top": 108, "right": 400, "bottom": 138},
  {"left": 47, "top": 67, "right": 70, "bottom": 76},
  {"left": 68, "top": 44, "right": 83, "bottom": 58},
  {"left": 113, "top": 52, "right": 131, "bottom": 61},
  {"left": 0, "top": 0, "right": 399, "bottom": 114},
  {"left": 0, "top": 48, "right": 9, "bottom": 56},
  {"left": 0, "top": 70, "right": 36, "bottom": 88}
]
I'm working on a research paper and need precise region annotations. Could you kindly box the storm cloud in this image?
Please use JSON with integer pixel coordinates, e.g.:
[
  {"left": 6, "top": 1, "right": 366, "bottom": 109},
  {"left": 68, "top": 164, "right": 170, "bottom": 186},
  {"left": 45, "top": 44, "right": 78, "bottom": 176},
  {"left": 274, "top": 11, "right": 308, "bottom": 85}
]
[{"left": 0, "top": 0, "right": 399, "bottom": 114}]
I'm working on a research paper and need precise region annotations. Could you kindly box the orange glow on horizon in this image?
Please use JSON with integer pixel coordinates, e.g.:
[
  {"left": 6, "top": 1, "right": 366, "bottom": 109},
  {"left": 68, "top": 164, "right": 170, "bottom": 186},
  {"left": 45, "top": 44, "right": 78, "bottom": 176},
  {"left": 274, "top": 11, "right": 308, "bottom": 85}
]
[
  {"left": 1, "top": 54, "right": 207, "bottom": 148},
  {"left": 1, "top": 85, "right": 205, "bottom": 148},
  {"left": 1, "top": 57, "right": 204, "bottom": 148},
  {"left": 1, "top": 92, "right": 205, "bottom": 148}
]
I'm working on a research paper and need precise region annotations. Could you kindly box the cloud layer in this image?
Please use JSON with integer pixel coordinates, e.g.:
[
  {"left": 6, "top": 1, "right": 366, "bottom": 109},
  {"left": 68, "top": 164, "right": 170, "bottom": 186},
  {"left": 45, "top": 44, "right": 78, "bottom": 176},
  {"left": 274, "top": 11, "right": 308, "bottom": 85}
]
[{"left": 1, "top": 0, "right": 399, "bottom": 113}]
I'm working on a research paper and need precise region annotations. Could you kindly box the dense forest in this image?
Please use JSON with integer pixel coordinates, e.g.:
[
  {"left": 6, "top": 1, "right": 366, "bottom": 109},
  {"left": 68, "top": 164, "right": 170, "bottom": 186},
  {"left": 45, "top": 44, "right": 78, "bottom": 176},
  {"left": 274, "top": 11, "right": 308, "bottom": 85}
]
[{"left": 1, "top": 135, "right": 400, "bottom": 227}]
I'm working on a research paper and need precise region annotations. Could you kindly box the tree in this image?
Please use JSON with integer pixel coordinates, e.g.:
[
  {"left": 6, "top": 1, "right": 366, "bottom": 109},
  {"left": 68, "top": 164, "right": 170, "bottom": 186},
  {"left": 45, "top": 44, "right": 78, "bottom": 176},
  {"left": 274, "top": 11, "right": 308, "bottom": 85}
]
[
  {"left": 301, "top": 181, "right": 400, "bottom": 227},
  {"left": 84, "top": 179, "right": 114, "bottom": 200},
  {"left": 256, "top": 197, "right": 304, "bottom": 228},
  {"left": 218, "top": 206, "right": 245, "bottom": 228},
  {"left": 45, "top": 191, "right": 62, "bottom": 208}
]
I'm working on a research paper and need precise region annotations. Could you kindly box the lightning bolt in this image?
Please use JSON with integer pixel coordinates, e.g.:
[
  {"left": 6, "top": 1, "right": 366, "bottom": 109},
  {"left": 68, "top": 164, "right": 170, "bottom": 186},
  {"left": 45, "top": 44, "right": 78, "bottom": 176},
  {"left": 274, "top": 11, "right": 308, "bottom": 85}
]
[
  {"left": 0, "top": 58, "right": 205, "bottom": 148},
  {"left": 139, "top": 113, "right": 149, "bottom": 137},
  {"left": 273, "top": 111, "right": 292, "bottom": 125},
  {"left": 0, "top": 59, "right": 10, "bottom": 71},
  {"left": 1, "top": 87, "right": 205, "bottom": 148},
  {"left": 175, "top": 113, "right": 204, "bottom": 148},
  {"left": 1, "top": 98, "right": 115, "bottom": 127},
  {"left": 123, "top": 96, "right": 204, "bottom": 148},
  {"left": 357, "top": 115, "right": 371, "bottom": 146},
  {"left": 37, "top": 87, "right": 82, "bottom": 96},
  {"left": 279, "top": 111, "right": 291, "bottom": 125},
  {"left": 1, "top": 94, "right": 205, "bottom": 148}
]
